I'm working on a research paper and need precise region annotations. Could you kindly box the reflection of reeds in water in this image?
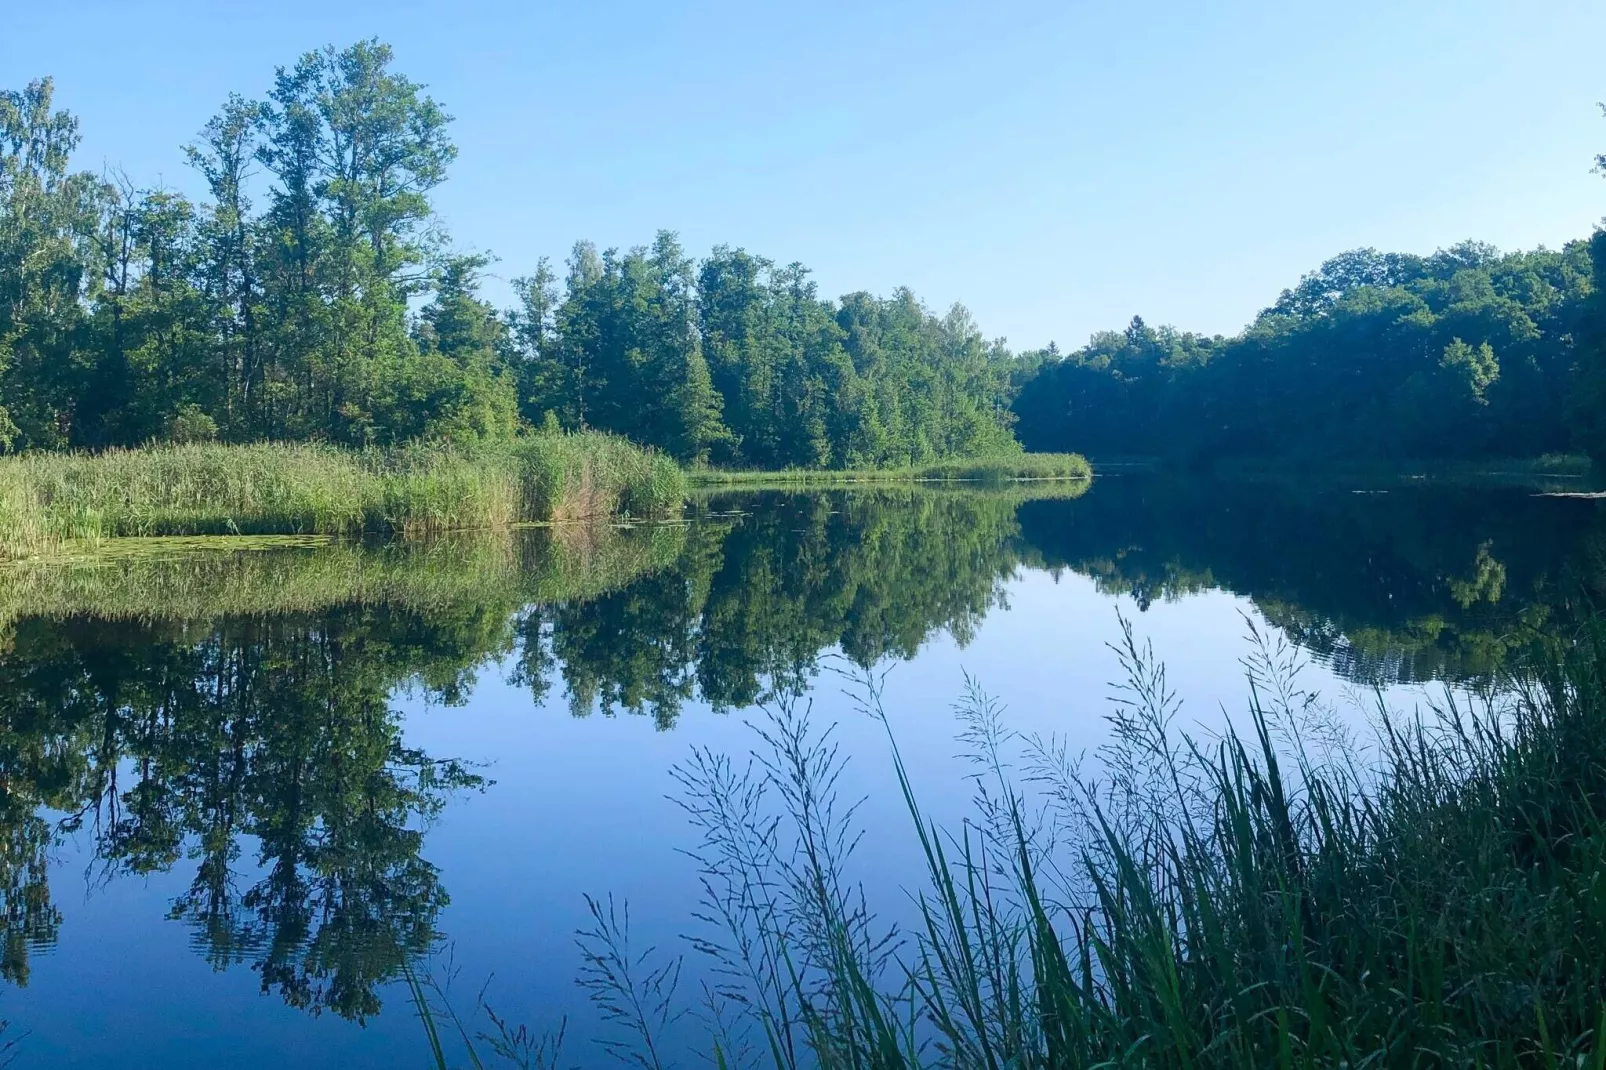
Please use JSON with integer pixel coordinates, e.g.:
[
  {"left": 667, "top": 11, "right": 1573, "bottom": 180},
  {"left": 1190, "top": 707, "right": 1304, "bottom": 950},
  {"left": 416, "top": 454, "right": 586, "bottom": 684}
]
[
  {"left": 688, "top": 478, "right": 1093, "bottom": 517},
  {"left": 423, "top": 617, "right": 1606, "bottom": 1068},
  {"left": 0, "top": 522, "right": 686, "bottom": 626}
]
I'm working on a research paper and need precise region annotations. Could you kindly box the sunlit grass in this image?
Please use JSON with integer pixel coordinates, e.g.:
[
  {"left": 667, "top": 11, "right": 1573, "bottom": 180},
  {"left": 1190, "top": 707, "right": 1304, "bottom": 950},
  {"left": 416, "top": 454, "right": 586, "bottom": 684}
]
[{"left": 0, "top": 432, "right": 685, "bottom": 561}]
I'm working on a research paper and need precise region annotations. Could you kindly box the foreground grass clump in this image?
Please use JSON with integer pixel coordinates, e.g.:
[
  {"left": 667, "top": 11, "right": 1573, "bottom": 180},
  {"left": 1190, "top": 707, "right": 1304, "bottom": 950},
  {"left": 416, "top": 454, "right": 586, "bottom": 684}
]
[
  {"left": 689, "top": 451, "right": 1091, "bottom": 489},
  {"left": 422, "top": 620, "right": 1606, "bottom": 1068},
  {"left": 0, "top": 432, "right": 684, "bottom": 560}
]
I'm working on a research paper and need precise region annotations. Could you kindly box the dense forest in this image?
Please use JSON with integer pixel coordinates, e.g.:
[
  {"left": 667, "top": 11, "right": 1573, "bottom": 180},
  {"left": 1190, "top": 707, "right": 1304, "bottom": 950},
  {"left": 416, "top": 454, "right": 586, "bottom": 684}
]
[
  {"left": 4, "top": 39, "right": 1604, "bottom": 470},
  {"left": 1015, "top": 234, "right": 1606, "bottom": 463},
  {"left": 0, "top": 44, "right": 1018, "bottom": 468}
]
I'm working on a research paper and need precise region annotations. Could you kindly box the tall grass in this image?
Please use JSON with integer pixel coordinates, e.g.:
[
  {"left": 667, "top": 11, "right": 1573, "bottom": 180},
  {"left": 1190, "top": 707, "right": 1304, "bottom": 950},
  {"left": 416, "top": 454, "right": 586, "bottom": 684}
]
[
  {"left": 425, "top": 616, "right": 1606, "bottom": 1068},
  {"left": 0, "top": 432, "right": 685, "bottom": 561},
  {"left": 689, "top": 453, "right": 1092, "bottom": 489}
]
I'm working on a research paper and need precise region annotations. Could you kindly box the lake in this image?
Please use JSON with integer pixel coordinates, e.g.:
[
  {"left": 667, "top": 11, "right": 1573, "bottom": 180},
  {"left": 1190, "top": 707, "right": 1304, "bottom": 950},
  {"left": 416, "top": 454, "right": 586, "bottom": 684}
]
[{"left": 1, "top": 475, "right": 1602, "bottom": 1067}]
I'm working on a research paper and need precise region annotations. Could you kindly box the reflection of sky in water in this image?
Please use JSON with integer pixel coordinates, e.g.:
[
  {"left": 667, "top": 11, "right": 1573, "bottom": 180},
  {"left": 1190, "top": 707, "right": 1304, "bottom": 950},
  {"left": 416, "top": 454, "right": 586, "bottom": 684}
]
[{"left": 5, "top": 563, "right": 1446, "bottom": 1066}]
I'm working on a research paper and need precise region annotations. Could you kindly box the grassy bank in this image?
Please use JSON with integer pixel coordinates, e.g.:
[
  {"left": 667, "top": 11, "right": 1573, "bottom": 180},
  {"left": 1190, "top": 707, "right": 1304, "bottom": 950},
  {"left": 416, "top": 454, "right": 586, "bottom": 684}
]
[
  {"left": 689, "top": 451, "right": 1092, "bottom": 489},
  {"left": 0, "top": 432, "right": 684, "bottom": 561},
  {"left": 421, "top": 621, "right": 1606, "bottom": 1068}
]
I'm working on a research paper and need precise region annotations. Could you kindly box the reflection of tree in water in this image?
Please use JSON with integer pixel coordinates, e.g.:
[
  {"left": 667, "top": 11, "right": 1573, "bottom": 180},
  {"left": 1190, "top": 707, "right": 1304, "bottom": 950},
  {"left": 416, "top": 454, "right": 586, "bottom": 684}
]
[
  {"left": 0, "top": 499, "right": 1043, "bottom": 1010},
  {"left": 0, "top": 609, "right": 494, "bottom": 1019},
  {"left": 0, "top": 808, "right": 57, "bottom": 988},
  {"left": 1017, "top": 477, "right": 1606, "bottom": 685},
  {"left": 514, "top": 489, "right": 1034, "bottom": 727},
  {"left": 3, "top": 480, "right": 1602, "bottom": 1019}
]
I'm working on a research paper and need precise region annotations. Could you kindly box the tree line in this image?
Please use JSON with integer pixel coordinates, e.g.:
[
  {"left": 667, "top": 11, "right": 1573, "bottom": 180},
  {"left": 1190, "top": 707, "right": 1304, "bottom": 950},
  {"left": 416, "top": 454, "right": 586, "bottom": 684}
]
[
  {"left": 5, "top": 39, "right": 1604, "bottom": 469},
  {"left": 0, "top": 43, "right": 1019, "bottom": 467},
  {"left": 1014, "top": 233, "right": 1606, "bottom": 464}
]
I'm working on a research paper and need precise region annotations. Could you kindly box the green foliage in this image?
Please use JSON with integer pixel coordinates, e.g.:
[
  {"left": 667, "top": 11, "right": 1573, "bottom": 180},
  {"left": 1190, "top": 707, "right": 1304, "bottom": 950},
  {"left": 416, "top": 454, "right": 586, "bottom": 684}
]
[
  {"left": 6, "top": 52, "right": 1604, "bottom": 473},
  {"left": 0, "top": 56, "right": 1029, "bottom": 474},
  {"left": 755, "top": 628, "right": 1606, "bottom": 1068},
  {"left": 0, "top": 78, "right": 104, "bottom": 450},
  {"left": 1014, "top": 240, "right": 1600, "bottom": 463},
  {"left": 1570, "top": 230, "right": 1606, "bottom": 467},
  {"left": 165, "top": 402, "right": 219, "bottom": 443},
  {"left": 0, "top": 45, "right": 522, "bottom": 452},
  {"left": 0, "top": 433, "right": 684, "bottom": 560},
  {"left": 1440, "top": 336, "right": 1500, "bottom": 405},
  {"left": 691, "top": 251, "right": 1021, "bottom": 467}
]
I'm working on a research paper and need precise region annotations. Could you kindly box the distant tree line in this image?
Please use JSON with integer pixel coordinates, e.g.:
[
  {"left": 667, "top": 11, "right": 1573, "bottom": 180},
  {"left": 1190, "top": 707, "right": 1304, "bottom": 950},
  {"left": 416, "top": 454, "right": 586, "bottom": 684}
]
[
  {"left": 0, "top": 44, "right": 1019, "bottom": 467},
  {"left": 1014, "top": 233, "right": 1606, "bottom": 464}
]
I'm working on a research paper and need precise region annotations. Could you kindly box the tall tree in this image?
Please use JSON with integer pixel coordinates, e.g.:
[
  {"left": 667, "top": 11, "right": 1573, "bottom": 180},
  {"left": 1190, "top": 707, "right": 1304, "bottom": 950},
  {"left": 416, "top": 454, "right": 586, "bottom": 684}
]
[
  {"left": 0, "top": 78, "right": 104, "bottom": 448},
  {"left": 254, "top": 39, "right": 455, "bottom": 443},
  {"left": 186, "top": 94, "right": 266, "bottom": 432}
]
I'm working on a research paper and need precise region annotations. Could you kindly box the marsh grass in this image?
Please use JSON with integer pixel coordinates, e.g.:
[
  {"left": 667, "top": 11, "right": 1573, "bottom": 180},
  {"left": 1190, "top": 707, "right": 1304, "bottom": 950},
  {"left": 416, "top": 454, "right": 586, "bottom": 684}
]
[
  {"left": 422, "top": 614, "right": 1606, "bottom": 1068},
  {"left": 688, "top": 454, "right": 1091, "bottom": 490},
  {"left": 0, "top": 432, "right": 685, "bottom": 561}
]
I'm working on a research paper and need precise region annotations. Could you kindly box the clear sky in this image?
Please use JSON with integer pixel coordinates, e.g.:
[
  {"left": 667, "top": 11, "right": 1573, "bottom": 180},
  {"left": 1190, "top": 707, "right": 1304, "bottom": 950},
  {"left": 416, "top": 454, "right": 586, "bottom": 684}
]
[{"left": 4, "top": 0, "right": 1603, "bottom": 349}]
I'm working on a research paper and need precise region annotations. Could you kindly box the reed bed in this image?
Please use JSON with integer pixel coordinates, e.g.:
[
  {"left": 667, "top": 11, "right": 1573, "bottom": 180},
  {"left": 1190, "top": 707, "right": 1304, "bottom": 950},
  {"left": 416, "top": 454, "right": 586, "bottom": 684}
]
[
  {"left": 421, "top": 618, "right": 1606, "bottom": 1069},
  {"left": 689, "top": 452, "right": 1092, "bottom": 489},
  {"left": 0, "top": 432, "right": 684, "bottom": 561}
]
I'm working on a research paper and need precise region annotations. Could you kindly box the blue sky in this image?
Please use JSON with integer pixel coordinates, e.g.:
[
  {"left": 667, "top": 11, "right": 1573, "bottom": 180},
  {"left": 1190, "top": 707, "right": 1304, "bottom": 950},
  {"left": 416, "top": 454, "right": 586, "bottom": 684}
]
[{"left": 4, "top": 0, "right": 1603, "bottom": 348}]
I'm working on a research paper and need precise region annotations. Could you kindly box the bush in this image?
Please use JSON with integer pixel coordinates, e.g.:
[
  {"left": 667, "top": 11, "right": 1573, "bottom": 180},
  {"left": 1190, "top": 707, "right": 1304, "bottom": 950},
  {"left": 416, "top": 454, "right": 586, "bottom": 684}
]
[{"left": 165, "top": 404, "right": 220, "bottom": 444}]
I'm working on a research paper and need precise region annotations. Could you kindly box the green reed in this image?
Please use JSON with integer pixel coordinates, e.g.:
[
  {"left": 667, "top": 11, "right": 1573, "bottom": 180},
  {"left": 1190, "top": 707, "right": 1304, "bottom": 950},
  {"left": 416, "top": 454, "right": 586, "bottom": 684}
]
[
  {"left": 422, "top": 613, "right": 1606, "bottom": 1069},
  {"left": 0, "top": 432, "right": 685, "bottom": 561}
]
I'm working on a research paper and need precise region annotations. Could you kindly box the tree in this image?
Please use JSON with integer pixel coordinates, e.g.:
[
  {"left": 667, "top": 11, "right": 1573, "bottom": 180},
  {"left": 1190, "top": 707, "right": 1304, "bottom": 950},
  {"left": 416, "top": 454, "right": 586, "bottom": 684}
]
[
  {"left": 0, "top": 78, "right": 104, "bottom": 448},
  {"left": 253, "top": 39, "right": 456, "bottom": 443},
  {"left": 506, "top": 258, "right": 567, "bottom": 427},
  {"left": 1014, "top": 238, "right": 1590, "bottom": 463},
  {"left": 1439, "top": 338, "right": 1500, "bottom": 406},
  {"left": 1569, "top": 231, "right": 1606, "bottom": 464},
  {"left": 387, "top": 253, "right": 519, "bottom": 443},
  {"left": 186, "top": 94, "right": 267, "bottom": 432}
]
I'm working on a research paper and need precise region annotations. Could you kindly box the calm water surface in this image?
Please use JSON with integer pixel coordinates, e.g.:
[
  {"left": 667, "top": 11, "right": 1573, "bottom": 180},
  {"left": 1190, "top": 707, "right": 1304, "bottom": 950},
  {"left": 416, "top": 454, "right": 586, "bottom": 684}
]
[{"left": 1, "top": 476, "right": 1602, "bottom": 1066}]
